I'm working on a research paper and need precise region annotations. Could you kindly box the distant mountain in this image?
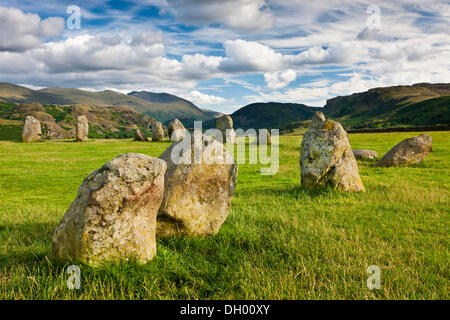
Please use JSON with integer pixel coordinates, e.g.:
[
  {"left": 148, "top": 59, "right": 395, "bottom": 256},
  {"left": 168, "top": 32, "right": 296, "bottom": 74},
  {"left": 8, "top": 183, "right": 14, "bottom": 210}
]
[
  {"left": 201, "top": 108, "right": 224, "bottom": 119},
  {"left": 0, "top": 83, "right": 212, "bottom": 125},
  {"left": 230, "top": 102, "right": 320, "bottom": 130},
  {"left": 128, "top": 91, "right": 212, "bottom": 125},
  {"left": 324, "top": 83, "right": 450, "bottom": 129},
  {"left": 0, "top": 100, "right": 155, "bottom": 140}
]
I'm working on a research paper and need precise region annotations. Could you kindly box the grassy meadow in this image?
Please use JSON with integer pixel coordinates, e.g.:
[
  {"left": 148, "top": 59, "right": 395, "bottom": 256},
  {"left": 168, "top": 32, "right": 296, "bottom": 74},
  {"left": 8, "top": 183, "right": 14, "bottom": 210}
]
[{"left": 0, "top": 131, "right": 448, "bottom": 299}]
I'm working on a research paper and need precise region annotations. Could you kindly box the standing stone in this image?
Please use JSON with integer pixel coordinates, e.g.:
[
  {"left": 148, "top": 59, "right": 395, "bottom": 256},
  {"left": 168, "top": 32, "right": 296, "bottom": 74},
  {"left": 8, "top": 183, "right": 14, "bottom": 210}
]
[
  {"left": 300, "top": 112, "right": 365, "bottom": 192},
  {"left": 216, "top": 115, "right": 236, "bottom": 144},
  {"left": 152, "top": 121, "right": 164, "bottom": 141},
  {"left": 352, "top": 149, "right": 378, "bottom": 160},
  {"left": 134, "top": 128, "right": 148, "bottom": 142},
  {"left": 22, "top": 116, "right": 42, "bottom": 142},
  {"left": 254, "top": 129, "right": 271, "bottom": 145},
  {"left": 157, "top": 132, "right": 238, "bottom": 237},
  {"left": 52, "top": 153, "right": 167, "bottom": 266},
  {"left": 168, "top": 119, "right": 187, "bottom": 141},
  {"left": 375, "top": 134, "right": 432, "bottom": 167},
  {"left": 76, "top": 115, "right": 89, "bottom": 142}
]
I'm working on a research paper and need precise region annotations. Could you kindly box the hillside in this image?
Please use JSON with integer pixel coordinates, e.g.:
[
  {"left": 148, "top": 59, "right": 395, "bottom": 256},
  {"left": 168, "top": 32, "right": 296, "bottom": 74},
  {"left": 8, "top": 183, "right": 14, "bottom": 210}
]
[
  {"left": 201, "top": 108, "right": 224, "bottom": 119},
  {"left": 324, "top": 83, "right": 450, "bottom": 129},
  {"left": 0, "top": 101, "right": 155, "bottom": 141},
  {"left": 229, "top": 102, "right": 320, "bottom": 130},
  {"left": 0, "top": 83, "right": 212, "bottom": 125},
  {"left": 128, "top": 91, "right": 212, "bottom": 125}
]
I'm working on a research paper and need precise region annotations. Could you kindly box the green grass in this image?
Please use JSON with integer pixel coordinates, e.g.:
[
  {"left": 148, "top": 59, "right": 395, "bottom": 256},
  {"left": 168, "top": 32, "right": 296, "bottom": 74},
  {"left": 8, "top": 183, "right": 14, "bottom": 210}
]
[{"left": 0, "top": 132, "right": 449, "bottom": 299}]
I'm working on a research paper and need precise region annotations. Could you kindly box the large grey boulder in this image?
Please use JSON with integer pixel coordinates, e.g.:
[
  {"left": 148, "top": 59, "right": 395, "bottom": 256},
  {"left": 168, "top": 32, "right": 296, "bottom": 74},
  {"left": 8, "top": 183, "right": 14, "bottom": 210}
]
[
  {"left": 52, "top": 153, "right": 167, "bottom": 266},
  {"left": 76, "top": 115, "right": 89, "bottom": 142},
  {"left": 353, "top": 149, "right": 378, "bottom": 160},
  {"left": 168, "top": 119, "right": 187, "bottom": 141},
  {"left": 134, "top": 128, "right": 148, "bottom": 142},
  {"left": 375, "top": 134, "right": 432, "bottom": 167},
  {"left": 22, "top": 115, "right": 42, "bottom": 142},
  {"left": 157, "top": 132, "right": 238, "bottom": 237},
  {"left": 300, "top": 112, "right": 365, "bottom": 192},
  {"left": 152, "top": 121, "right": 164, "bottom": 141},
  {"left": 216, "top": 115, "right": 236, "bottom": 144}
]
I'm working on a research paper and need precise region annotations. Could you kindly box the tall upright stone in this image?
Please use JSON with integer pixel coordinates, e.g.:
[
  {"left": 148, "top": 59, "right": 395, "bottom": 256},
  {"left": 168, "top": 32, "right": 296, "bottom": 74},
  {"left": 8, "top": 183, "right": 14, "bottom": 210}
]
[
  {"left": 216, "top": 115, "right": 236, "bottom": 144},
  {"left": 168, "top": 119, "right": 187, "bottom": 141},
  {"left": 76, "top": 115, "right": 89, "bottom": 142},
  {"left": 157, "top": 132, "right": 238, "bottom": 237},
  {"left": 22, "top": 115, "right": 42, "bottom": 142},
  {"left": 300, "top": 112, "right": 365, "bottom": 192},
  {"left": 152, "top": 121, "right": 164, "bottom": 141},
  {"left": 52, "top": 153, "right": 167, "bottom": 266}
]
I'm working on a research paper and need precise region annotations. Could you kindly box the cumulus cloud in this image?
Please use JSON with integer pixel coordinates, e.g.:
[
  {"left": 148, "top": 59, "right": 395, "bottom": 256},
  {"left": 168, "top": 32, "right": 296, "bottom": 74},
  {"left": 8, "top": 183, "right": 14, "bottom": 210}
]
[
  {"left": 264, "top": 69, "right": 296, "bottom": 89},
  {"left": 0, "top": 6, "right": 64, "bottom": 52},
  {"left": 184, "top": 90, "right": 226, "bottom": 105},
  {"left": 167, "top": 0, "right": 274, "bottom": 31}
]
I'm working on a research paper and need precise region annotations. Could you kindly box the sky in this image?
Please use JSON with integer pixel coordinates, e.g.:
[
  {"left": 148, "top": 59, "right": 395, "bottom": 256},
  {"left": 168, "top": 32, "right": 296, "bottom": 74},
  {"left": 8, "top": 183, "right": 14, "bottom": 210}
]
[{"left": 0, "top": 0, "right": 449, "bottom": 113}]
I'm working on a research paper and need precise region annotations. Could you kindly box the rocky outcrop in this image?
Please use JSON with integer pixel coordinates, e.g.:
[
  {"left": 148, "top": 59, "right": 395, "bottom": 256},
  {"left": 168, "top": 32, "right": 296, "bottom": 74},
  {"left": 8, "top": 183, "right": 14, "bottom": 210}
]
[
  {"left": 52, "top": 153, "right": 167, "bottom": 266},
  {"left": 152, "top": 121, "right": 164, "bottom": 141},
  {"left": 157, "top": 132, "right": 238, "bottom": 237},
  {"left": 375, "top": 134, "right": 432, "bottom": 167},
  {"left": 168, "top": 119, "right": 187, "bottom": 141},
  {"left": 22, "top": 116, "right": 42, "bottom": 142},
  {"left": 299, "top": 112, "right": 365, "bottom": 192},
  {"left": 76, "top": 115, "right": 89, "bottom": 142},
  {"left": 352, "top": 149, "right": 378, "bottom": 160}
]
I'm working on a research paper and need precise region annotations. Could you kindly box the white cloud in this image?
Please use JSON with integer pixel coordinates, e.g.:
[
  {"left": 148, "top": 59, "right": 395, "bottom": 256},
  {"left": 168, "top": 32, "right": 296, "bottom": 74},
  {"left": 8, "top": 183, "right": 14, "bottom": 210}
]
[
  {"left": 0, "top": 6, "right": 64, "bottom": 52},
  {"left": 167, "top": 0, "right": 274, "bottom": 31},
  {"left": 264, "top": 69, "right": 296, "bottom": 89},
  {"left": 184, "top": 90, "right": 226, "bottom": 105}
]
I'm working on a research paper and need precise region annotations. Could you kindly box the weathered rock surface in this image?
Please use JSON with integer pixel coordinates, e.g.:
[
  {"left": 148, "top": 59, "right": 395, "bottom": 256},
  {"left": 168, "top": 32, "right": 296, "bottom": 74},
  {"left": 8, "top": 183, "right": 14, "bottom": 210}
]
[
  {"left": 22, "top": 115, "right": 42, "bottom": 142},
  {"left": 157, "top": 132, "right": 238, "bottom": 237},
  {"left": 52, "top": 153, "right": 167, "bottom": 266},
  {"left": 300, "top": 112, "right": 365, "bottom": 192},
  {"left": 152, "top": 121, "right": 164, "bottom": 141},
  {"left": 168, "top": 118, "right": 187, "bottom": 141},
  {"left": 352, "top": 149, "right": 378, "bottom": 160},
  {"left": 216, "top": 115, "right": 236, "bottom": 143},
  {"left": 375, "top": 134, "right": 432, "bottom": 167},
  {"left": 134, "top": 128, "right": 148, "bottom": 141},
  {"left": 254, "top": 130, "right": 271, "bottom": 145},
  {"left": 76, "top": 115, "right": 89, "bottom": 142}
]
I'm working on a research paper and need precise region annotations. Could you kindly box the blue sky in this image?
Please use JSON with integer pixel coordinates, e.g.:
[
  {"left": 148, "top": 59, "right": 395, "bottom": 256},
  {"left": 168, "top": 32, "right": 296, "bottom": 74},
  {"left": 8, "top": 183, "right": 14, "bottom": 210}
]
[{"left": 0, "top": 0, "right": 449, "bottom": 113}]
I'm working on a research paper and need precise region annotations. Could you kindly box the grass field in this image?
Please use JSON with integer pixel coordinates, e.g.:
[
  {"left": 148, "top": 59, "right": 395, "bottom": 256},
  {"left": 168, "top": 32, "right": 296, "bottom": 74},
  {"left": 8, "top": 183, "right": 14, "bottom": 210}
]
[{"left": 0, "top": 132, "right": 448, "bottom": 299}]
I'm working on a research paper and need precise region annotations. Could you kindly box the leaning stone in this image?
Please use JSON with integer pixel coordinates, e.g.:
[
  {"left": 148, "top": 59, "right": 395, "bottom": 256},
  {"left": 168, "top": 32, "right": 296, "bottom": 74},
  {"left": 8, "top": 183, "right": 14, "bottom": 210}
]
[
  {"left": 352, "top": 149, "right": 378, "bottom": 160},
  {"left": 375, "top": 134, "right": 432, "bottom": 167},
  {"left": 168, "top": 118, "right": 187, "bottom": 141},
  {"left": 76, "top": 115, "right": 89, "bottom": 142},
  {"left": 152, "top": 121, "right": 164, "bottom": 141},
  {"left": 52, "top": 153, "right": 167, "bottom": 266},
  {"left": 134, "top": 128, "right": 148, "bottom": 141},
  {"left": 22, "top": 115, "right": 42, "bottom": 142},
  {"left": 157, "top": 132, "right": 238, "bottom": 237},
  {"left": 300, "top": 112, "right": 365, "bottom": 192}
]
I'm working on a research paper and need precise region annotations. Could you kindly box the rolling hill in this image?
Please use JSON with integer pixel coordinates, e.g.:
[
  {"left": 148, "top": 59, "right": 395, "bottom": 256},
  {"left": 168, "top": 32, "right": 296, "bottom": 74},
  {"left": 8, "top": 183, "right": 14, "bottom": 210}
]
[
  {"left": 128, "top": 91, "right": 212, "bottom": 125},
  {"left": 0, "top": 83, "right": 213, "bottom": 125},
  {"left": 324, "top": 83, "right": 450, "bottom": 129},
  {"left": 230, "top": 102, "right": 320, "bottom": 130}
]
